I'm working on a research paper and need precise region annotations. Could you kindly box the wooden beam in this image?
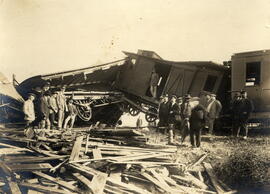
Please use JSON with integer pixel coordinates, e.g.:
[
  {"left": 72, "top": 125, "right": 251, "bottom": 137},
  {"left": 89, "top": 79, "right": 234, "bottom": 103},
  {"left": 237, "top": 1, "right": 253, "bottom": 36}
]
[
  {"left": 32, "top": 171, "right": 78, "bottom": 192},
  {"left": 19, "top": 182, "right": 72, "bottom": 194},
  {"left": 203, "top": 162, "right": 225, "bottom": 194},
  {"left": 92, "top": 148, "right": 102, "bottom": 159},
  {"left": 8, "top": 163, "right": 53, "bottom": 172},
  {"left": 4, "top": 156, "right": 68, "bottom": 164},
  {"left": 8, "top": 181, "right": 22, "bottom": 194},
  {"left": 72, "top": 173, "right": 92, "bottom": 194},
  {"left": 70, "top": 136, "right": 84, "bottom": 162},
  {"left": 88, "top": 172, "right": 107, "bottom": 194}
]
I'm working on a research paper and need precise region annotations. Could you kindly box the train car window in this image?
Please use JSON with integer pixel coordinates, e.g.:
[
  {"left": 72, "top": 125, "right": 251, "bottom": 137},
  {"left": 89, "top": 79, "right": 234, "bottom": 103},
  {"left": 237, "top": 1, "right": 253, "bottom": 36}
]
[
  {"left": 203, "top": 75, "right": 217, "bottom": 92},
  {"left": 246, "top": 62, "right": 261, "bottom": 86}
]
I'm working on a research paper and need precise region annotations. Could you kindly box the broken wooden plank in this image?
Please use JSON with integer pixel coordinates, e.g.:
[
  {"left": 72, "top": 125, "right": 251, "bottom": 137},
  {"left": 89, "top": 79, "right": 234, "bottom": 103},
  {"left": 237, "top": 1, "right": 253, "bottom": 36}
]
[
  {"left": 8, "top": 163, "right": 53, "bottom": 172},
  {"left": 32, "top": 171, "right": 78, "bottom": 192},
  {"left": 19, "top": 182, "right": 71, "bottom": 194},
  {"left": 69, "top": 136, "right": 84, "bottom": 162},
  {"left": 72, "top": 173, "right": 92, "bottom": 193},
  {"left": 141, "top": 171, "right": 173, "bottom": 193},
  {"left": 188, "top": 153, "right": 208, "bottom": 170},
  {"left": 84, "top": 134, "right": 89, "bottom": 154},
  {"left": 186, "top": 172, "right": 208, "bottom": 189},
  {"left": 106, "top": 177, "right": 151, "bottom": 194},
  {"left": 88, "top": 172, "right": 107, "bottom": 194},
  {"left": 0, "top": 148, "right": 30, "bottom": 155},
  {"left": 4, "top": 155, "right": 68, "bottom": 164},
  {"left": 203, "top": 162, "right": 225, "bottom": 194},
  {"left": 8, "top": 181, "right": 22, "bottom": 194},
  {"left": 92, "top": 148, "right": 102, "bottom": 159}
]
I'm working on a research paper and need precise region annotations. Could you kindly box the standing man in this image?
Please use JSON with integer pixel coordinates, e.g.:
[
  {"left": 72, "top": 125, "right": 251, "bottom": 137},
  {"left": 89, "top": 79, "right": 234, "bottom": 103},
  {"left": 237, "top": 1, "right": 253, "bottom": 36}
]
[
  {"left": 190, "top": 104, "right": 206, "bottom": 148},
  {"left": 49, "top": 91, "right": 58, "bottom": 129},
  {"left": 168, "top": 95, "right": 180, "bottom": 144},
  {"left": 231, "top": 92, "right": 242, "bottom": 136},
  {"left": 237, "top": 90, "right": 254, "bottom": 139},
  {"left": 158, "top": 94, "right": 169, "bottom": 133},
  {"left": 63, "top": 99, "right": 78, "bottom": 129},
  {"left": 180, "top": 94, "right": 192, "bottom": 143},
  {"left": 23, "top": 93, "right": 36, "bottom": 130},
  {"left": 40, "top": 92, "right": 51, "bottom": 129},
  {"left": 149, "top": 69, "right": 159, "bottom": 98},
  {"left": 207, "top": 94, "right": 222, "bottom": 135},
  {"left": 57, "top": 86, "right": 67, "bottom": 130}
]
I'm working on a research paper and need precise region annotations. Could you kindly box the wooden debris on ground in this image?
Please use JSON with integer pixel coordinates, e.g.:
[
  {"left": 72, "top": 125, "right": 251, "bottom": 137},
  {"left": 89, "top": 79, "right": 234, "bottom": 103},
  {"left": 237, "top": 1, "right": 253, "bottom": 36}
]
[{"left": 0, "top": 126, "right": 237, "bottom": 193}]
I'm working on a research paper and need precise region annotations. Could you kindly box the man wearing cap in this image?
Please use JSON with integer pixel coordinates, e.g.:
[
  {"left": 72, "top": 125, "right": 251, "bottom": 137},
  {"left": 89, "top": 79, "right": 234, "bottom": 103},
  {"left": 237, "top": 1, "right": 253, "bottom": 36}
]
[
  {"left": 180, "top": 94, "right": 192, "bottom": 143},
  {"left": 63, "top": 99, "right": 78, "bottom": 129},
  {"left": 49, "top": 91, "right": 58, "bottom": 129},
  {"left": 206, "top": 93, "right": 222, "bottom": 135},
  {"left": 158, "top": 94, "right": 169, "bottom": 133},
  {"left": 231, "top": 92, "right": 242, "bottom": 136},
  {"left": 149, "top": 69, "right": 160, "bottom": 98},
  {"left": 167, "top": 95, "right": 180, "bottom": 144},
  {"left": 57, "top": 86, "right": 67, "bottom": 130},
  {"left": 23, "top": 93, "right": 36, "bottom": 130},
  {"left": 40, "top": 91, "right": 51, "bottom": 129},
  {"left": 236, "top": 91, "right": 254, "bottom": 139}
]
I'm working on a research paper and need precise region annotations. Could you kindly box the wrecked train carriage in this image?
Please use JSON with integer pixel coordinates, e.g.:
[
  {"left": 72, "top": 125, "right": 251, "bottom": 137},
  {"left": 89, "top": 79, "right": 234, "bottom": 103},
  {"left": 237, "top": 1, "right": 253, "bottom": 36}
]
[
  {"left": 18, "top": 59, "right": 127, "bottom": 125},
  {"left": 231, "top": 49, "right": 270, "bottom": 127},
  {"left": 114, "top": 50, "right": 229, "bottom": 122},
  {"left": 18, "top": 50, "right": 229, "bottom": 124}
]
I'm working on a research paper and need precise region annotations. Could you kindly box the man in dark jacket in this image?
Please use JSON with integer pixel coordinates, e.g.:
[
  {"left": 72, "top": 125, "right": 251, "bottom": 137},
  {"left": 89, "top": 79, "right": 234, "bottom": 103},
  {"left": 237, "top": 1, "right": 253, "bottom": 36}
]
[
  {"left": 237, "top": 91, "right": 254, "bottom": 139},
  {"left": 168, "top": 95, "right": 180, "bottom": 144},
  {"left": 190, "top": 104, "right": 206, "bottom": 148},
  {"left": 180, "top": 94, "right": 192, "bottom": 143},
  {"left": 158, "top": 94, "right": 169, "bottom": 133},
  {"left": 40, "top": 92, "right": 51, "bottom": 129}
]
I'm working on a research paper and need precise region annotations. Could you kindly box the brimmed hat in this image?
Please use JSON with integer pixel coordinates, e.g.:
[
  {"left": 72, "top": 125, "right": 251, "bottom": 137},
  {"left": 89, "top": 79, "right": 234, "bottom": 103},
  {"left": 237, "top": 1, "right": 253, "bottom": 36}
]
[
  {"left": 240, "top": 90, "right": 246, "bottom": 94},
  {"left": 234, "top": 92, "right": 241, "bottom": 97},
  {"left": 211, "top": 93, "right": 216, "bottom": 97},
  {"left": 171, "top": 95, "right": 177, "bottom": 99},
  {"left": 28, "top": 93, "right": 36, "bottom": 98},
  {"left": 177, "top": 96, "right": 183, "bottom": 100},
  {"left": 60, "top": 86, "right": 66, "bottom": 89},
  {"left": 184, "top": 94, "right": 191, "bottom": 99}
]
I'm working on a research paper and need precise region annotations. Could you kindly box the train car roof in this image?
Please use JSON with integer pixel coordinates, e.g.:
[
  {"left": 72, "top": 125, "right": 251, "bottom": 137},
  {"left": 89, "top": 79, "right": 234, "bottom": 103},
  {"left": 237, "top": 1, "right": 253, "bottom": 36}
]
[
  {"left": 123, "top": 51, "right": 229, "bottom": 71},
  {"left": 232, "top": 49, "right": 270, "bottom": 58}
]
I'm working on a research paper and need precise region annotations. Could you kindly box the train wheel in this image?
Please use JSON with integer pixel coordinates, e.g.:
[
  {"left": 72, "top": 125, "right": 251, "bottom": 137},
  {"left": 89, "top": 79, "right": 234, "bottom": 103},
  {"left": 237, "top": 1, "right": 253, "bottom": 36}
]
[
  {"left": 128, "top": 106, "right": 140, "bottom": 116},
  {"left": 145, "top": 108, "right": 158, "bottom": 123},
  {"left": 76, "top": 105, "right": 92, "bottom": 121}
]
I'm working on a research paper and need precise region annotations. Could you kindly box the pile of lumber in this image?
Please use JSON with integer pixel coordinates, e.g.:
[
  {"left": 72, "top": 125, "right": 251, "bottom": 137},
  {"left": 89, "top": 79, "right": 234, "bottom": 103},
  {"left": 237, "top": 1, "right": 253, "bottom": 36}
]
[{"left": 0, "top": 126, "right": 237, "bottom": 193}]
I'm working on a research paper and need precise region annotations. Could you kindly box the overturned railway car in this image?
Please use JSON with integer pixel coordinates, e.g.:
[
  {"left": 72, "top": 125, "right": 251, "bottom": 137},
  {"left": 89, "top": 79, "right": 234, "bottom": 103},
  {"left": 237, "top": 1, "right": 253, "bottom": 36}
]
[
  {"left": 231, "top": 49, "right": 270, "bottom": 128},
  {"left": 18, "top": 50, "right": 229, "bottom": 125}
]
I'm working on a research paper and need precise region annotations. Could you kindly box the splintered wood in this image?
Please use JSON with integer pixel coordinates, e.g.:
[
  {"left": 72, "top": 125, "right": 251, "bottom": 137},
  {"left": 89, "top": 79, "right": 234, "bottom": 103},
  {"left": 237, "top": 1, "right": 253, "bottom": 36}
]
[{"left": 0, "top": 126, "right": 237, "bottom": 193}]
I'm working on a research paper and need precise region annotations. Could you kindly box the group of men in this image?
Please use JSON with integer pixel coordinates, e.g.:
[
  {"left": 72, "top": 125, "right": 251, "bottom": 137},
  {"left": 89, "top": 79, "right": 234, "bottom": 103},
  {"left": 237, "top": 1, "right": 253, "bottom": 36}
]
[
  {"left": 23, "top": 84, "right": 78, "bottom": 131},
  {"left": 231, "top": 90, "right": 254, "bottom": 139},
  {"left": 158, "top": 91, "right": 222, "bottom": 147}
]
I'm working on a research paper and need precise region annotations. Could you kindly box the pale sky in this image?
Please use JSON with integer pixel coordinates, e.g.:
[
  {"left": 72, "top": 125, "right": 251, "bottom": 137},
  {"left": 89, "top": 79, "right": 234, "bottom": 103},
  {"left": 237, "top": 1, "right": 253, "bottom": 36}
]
[{"left": 1, "top": 0, "right": 270, "bottom": 82}]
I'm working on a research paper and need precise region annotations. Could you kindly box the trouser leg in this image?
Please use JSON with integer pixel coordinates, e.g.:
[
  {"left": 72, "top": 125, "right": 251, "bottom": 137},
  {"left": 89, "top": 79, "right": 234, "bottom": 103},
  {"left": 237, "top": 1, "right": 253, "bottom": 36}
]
[
  {"left": 168, "top": 124, "right": 174, "bottom": 144},
  {"left": 58, "top": 110, "right": 64, "bottom": 129},
  {"left": 208, "top": 119, "right": 214, "bottom": 135},
  {"left": 196, "top": 128, "right": 201, "bottom": 147},
  {"left": 242, "top": 122, "right": 248, "bottom": 137},
  {"left": 63, "top": 115, "right": 71, "bottom": 129},
  {"left": 70, "top": 115, "right": 76, "bottom": 129},
  {"left": 49, "top": 112, "right": 55, "bottom": 127},
  {"left": 181, "top": 119, "right": 190, "bottom": 143},
  {"left": 46, "top": 118, "right": 51, "bottom": 129},
  {"left": 190, "top": 128, "right": 195, "bottom": 146}
]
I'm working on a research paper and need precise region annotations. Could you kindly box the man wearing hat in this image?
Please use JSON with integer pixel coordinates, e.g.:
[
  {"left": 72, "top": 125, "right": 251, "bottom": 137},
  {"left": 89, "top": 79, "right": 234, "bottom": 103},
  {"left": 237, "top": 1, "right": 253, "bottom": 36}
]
[
  {"left": 180, "top": 94, "right": 192, "bottom": 143},
  {"left": 206, "top": 93, "right": 222, "bottom": 135},
  {"left": 63, "top": 99, "right": 78, "bottom": 129},
  {"left": 40, "top": 91, "right": 51, "bottom": 129},
  {"left": 57, "top": 86, "right": 67, "bottom": 130},
  {"left": 231, "top": 92, "right": 242, "bottom": 136},
  {"left": 158, "top": 94, "right": 169, "bottom": 133},
  {"left": 167, "top": 95, "right": 180, "bottom": 144},
  {"left": 23, "top": 93, "right": 36, "bottom": 130},
  {"left": 49, "top": 91, "right": 58, "bottom": 129},
  {"left": 236, "top": 90, "right": 254, "bottom": 139}
]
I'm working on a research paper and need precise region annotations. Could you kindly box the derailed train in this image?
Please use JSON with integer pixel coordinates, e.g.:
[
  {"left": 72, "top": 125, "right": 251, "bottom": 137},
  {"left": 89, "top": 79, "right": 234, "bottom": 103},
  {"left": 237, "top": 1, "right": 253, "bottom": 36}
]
[{"left": 4, "top": 49, "right": 270, "bottom": 127}]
